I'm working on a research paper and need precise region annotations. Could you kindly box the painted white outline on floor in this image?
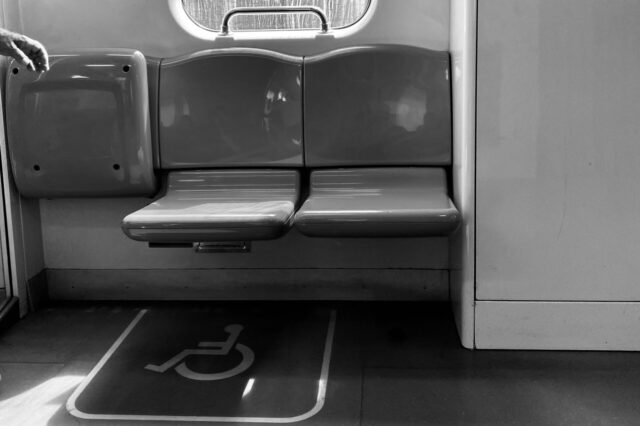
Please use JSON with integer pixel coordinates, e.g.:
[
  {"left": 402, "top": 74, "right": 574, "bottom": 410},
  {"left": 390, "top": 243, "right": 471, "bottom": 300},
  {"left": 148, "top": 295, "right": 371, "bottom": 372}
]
[{"left": 66, "top": 309, "right": 337, "bottom": 423}]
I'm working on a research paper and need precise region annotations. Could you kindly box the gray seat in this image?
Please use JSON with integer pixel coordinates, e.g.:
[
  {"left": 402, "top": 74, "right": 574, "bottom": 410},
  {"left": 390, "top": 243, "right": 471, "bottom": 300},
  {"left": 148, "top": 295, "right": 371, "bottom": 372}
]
[
  {"left": 122, "top": 170, "right": 300, "bottom": 243},
  {"left": 294, "top": 168, "right": 459, "bottom": 237},
  {"left": 304, "top": 45, "right": 451, "bottom": 167},
  {"left": 159, "top": 49, "right": 303, "bottom": 169},
  {"left": 5, "top": 49, "right": 157, "bottom": 198},
  {"left": 297, "top": 46, "right": 459, "bottom": 238}
]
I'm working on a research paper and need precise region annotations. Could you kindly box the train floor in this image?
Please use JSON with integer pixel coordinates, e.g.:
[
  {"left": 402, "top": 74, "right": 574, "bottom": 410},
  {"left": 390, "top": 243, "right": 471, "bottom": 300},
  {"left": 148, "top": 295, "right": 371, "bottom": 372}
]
[{"left": 1, "top": 301, "right": 640, "bottom": 425}]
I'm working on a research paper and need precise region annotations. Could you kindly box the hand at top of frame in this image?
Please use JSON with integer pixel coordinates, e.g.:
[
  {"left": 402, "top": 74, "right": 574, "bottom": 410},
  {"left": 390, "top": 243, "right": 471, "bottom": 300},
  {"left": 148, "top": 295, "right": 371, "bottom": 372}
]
[{"left": 0, "top": 28, "right": 49, "bottom": 73}]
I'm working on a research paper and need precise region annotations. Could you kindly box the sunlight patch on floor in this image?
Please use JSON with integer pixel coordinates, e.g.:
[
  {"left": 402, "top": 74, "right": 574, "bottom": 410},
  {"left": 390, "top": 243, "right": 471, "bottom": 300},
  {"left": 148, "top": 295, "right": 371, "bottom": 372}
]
[{"left": 0, "top": 375, "right": 85, "bottom": 426}]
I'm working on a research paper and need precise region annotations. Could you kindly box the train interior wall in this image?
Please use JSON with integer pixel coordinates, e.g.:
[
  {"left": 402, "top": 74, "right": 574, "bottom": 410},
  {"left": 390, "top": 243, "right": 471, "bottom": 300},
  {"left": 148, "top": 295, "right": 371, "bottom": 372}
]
[
  {"left": 0, "top": 0, "right": 457, "bottom": 307},
  {"left": 2, "top": 0, "right": 639, "bottom": 352},
  {"left": 475, "top": 0, "right": 640, "bottom": 350}
]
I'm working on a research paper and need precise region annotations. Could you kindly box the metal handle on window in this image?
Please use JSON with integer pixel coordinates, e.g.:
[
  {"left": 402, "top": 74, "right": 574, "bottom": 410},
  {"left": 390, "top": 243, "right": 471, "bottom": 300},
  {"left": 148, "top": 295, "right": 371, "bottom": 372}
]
[{"left": 221, "top": 6, "right": 329, "bottom": 35}]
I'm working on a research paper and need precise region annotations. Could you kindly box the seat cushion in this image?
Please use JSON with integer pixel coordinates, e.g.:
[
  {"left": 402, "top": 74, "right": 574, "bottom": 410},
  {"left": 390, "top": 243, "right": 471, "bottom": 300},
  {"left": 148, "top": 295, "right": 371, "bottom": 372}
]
[
  {"left": 160, "top": 49, "right": 303, "bottom": 169},
  {"left": 122, "top": 170, "right": 299, "bottom": 243},
  {"left": 304, "top": 45, "right": 451, "bottom": 167},
  {"left": 294, "top": 168, "right": 459, "bottom": 237}
]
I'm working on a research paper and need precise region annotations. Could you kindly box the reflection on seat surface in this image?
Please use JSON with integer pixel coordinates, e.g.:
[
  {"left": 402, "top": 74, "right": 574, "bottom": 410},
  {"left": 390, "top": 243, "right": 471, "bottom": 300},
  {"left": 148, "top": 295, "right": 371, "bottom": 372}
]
[
  {"left": 295, "top": 168, "right": 459, "bottom": 238},
  {"left": 5, "top": 50, "right": 157, "bottom": 198},
  {"left": 122, "top": 170, "right": 300, "bottom": 243}
]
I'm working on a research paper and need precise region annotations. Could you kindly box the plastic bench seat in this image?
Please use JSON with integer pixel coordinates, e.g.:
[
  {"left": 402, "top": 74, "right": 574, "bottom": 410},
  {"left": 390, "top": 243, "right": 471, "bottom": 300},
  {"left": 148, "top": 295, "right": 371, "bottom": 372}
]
[
  {"left": 294, "top": 168, "right": 459, "bottom": 237},
  {"left": 6, "top": 49, "right": 156, "bottom": 198},
  {"left": 122, "top": 170, "right": 299, "bottom": 243}
]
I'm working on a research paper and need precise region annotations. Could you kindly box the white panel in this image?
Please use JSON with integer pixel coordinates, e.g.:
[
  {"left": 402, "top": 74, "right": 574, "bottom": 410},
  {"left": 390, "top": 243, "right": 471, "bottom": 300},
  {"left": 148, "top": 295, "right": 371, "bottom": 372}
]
[
  {"left": 476, "top": 301, "right": 640, "bottom": 351},
  {"left": 449, "top": 0, "right": 476, "bottom": 349},
  {"left": 5, "top": 0, "right": 449, "bottom": 57},
  {"left": 0, "top": 74, "right": 45, "bottom": 315},
  {"left": 477, "top": 0, "right": 640, "bottom": 301},
  {"left": 0, "top": 0, "right": 5, "bottom": 295}
]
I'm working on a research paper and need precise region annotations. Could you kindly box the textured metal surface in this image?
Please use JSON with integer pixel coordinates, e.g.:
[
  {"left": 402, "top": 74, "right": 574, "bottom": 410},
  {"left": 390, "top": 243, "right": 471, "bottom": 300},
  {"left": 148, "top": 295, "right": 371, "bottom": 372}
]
[
  {"left": 183, "top": 0, "right": 370, "bottom": 31},
  {"left": 122, "top": 170, "right": 299, "bottom": 243},
  {"left": 220, "top": 6, "right": 329, "bottom": 34},
  {"left": 159, "top": 49, "right": 303, "bottom": 168},
  {"left": 6, "top": 50, "right": 156, "bottom": 198},
  {"left": 295, "top": 168, "right": 459, "bottom": 237},
  {"left": 304, "top": 45, "right": 451, "bottom": 167}
]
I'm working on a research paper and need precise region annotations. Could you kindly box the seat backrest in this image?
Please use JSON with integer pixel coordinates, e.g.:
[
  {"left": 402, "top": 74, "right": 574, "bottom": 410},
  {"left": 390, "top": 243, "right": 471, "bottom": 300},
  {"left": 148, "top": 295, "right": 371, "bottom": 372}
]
[
  {"left": 304, "top": 45, "right": 451, "bottom": 167},
  {"left": 5, "top": 49, "right": 156, "bottom": 197},
  {"left": 159, "top": 48, "right": 303, "bottom": 169}
]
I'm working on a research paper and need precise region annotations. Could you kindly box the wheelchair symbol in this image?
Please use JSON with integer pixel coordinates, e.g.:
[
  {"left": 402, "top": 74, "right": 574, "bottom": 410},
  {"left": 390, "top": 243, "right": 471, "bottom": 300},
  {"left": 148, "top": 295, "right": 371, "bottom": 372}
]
[{"left": 145, "top": 324, "right": 254, "bottom": 381}]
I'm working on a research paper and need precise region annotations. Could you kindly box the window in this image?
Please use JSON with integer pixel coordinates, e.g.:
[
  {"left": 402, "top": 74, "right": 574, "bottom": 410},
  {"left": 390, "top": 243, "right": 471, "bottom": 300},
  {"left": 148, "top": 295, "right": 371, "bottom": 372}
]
[{"left": 182, "top": 0, "right": 371, "bottom": 32}]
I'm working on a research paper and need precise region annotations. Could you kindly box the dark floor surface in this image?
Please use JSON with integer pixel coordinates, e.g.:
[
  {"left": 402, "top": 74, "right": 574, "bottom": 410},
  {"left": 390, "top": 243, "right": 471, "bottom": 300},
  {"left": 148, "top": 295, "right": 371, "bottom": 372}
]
[{"left": 1, "top": 302, "right": 640, "bottom": 425}]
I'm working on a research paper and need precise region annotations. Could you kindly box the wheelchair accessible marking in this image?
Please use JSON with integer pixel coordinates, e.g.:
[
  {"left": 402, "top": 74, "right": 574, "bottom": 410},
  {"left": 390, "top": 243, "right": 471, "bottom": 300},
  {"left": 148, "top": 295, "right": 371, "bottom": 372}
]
[
  {"left": 67, "top": 309, "right": 337, "bottom": 423},
  {"left": 145, "top": 324, "right": 255, "bottom": 381}
]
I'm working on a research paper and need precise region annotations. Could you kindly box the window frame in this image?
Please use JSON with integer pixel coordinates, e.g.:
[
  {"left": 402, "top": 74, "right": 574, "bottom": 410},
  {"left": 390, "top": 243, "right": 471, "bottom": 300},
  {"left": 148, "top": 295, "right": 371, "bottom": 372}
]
[{"left": 179, "top": 0, "right": 373, "bottom": 34}]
